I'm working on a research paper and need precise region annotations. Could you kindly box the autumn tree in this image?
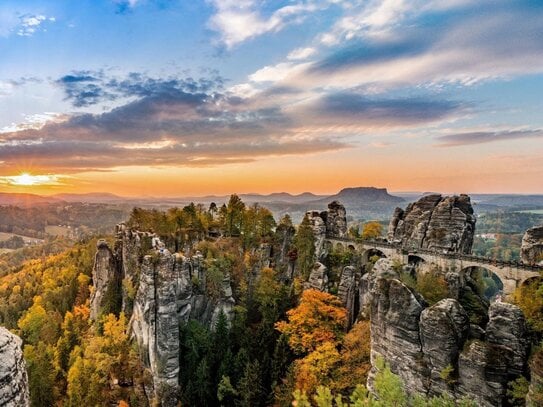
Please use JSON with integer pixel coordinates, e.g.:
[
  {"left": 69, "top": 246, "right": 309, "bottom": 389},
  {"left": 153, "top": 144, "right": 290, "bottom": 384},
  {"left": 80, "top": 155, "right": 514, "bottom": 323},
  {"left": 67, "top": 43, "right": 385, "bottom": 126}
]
[{"left": 361, "top": 221, "right": 383, "bottom": 240}]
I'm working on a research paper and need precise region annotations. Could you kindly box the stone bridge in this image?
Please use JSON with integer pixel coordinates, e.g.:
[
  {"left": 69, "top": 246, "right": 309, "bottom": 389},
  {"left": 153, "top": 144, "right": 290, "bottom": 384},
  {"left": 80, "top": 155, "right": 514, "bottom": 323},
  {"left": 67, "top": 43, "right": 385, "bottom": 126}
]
[{"left": 325, "top": 236, "right": 543, "bottom": 295}]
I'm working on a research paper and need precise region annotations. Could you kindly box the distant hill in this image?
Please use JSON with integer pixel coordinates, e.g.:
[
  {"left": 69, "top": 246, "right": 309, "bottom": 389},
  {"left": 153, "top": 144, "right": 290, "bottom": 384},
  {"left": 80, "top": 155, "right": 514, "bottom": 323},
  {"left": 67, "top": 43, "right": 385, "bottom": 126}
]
[
  {"left": 51, "top": 192, "right": 126, "bottom": 204},
  {"left": 474, "top": 194, "right": 543, "bottom": 208},
  {"left": 241, "top": 192, "right": 325, "bottom": 203},
  {"left": 0, "top": 193, "right": 59, "bottom": 206}
]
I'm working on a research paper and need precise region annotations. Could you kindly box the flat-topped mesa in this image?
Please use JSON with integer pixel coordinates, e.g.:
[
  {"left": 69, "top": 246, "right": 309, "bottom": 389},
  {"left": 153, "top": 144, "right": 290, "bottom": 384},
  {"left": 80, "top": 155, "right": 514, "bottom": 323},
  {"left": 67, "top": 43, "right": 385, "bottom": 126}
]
[
  {"left": 520, "top": 225, "right": 543, "bottom": 265},
  {"left": 387, "top": 194, "right": 476, "bottom": 254},
  {"left": 0, "top": 328, "right": 29, "bottom": 407}
]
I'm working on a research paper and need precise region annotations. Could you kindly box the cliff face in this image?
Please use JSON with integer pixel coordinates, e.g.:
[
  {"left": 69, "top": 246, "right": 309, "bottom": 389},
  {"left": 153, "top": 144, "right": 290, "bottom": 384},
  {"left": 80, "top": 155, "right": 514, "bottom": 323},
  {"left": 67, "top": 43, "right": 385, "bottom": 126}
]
[
  {"left": 90, "top": 239, "right": 120, "bottom": 320},
  {"left": 388, "top": 194, "right": 476, "bottom": 254},
  {"left": 0, "top": 328, "right": 29, "bottom": 407},
  {"left": 366, "top": 259, "right": 529, "bottom": 406},
  {"left": 91, "top": 225, "right": 235, "bottom": 406},
  {"left": 520, "top": 225, "right": 543, "bottom": 265}
]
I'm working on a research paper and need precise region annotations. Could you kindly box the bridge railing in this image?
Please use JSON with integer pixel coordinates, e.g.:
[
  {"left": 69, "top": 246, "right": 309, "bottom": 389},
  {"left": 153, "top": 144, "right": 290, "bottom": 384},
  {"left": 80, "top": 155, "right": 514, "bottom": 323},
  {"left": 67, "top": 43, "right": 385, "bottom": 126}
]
[{"left": 325, "top": 234, "right": 543, "bottom": 272}]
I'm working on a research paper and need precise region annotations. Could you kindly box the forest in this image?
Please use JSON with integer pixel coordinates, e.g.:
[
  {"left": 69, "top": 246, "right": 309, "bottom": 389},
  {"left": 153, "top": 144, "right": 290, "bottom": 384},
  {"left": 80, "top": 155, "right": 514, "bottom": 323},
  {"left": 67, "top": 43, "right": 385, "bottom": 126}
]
[{"left": 0, "top": 195, "right": 541, "bottom": 406}]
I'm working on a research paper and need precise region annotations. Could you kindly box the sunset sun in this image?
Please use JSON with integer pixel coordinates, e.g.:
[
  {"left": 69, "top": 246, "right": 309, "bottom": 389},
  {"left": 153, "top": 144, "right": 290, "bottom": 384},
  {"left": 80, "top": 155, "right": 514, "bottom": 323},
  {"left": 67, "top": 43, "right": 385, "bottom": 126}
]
[{"left": 5, "top": 173, "right": 61, "bottom": 187}]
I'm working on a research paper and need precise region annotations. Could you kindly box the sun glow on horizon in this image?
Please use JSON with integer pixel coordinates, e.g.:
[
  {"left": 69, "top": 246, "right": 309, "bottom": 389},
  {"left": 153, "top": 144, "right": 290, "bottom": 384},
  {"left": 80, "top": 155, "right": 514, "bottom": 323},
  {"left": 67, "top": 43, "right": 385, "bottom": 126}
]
[{"left": 1, "top": 173, "right": 64, "bottom": 187}]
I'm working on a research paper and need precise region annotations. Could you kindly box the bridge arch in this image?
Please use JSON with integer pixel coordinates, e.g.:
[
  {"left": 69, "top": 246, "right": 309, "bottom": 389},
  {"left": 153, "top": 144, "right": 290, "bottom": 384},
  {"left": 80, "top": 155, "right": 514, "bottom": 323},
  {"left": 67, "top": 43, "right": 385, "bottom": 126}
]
[
  {"left": 408, "top": 254, "right": 426, "bottom": 267},
  {"left": 362, "top": 248, "right": 387, "bottom": 264},
  {"left": 461, "top": 266, "right": 504, "bottom": 300}
]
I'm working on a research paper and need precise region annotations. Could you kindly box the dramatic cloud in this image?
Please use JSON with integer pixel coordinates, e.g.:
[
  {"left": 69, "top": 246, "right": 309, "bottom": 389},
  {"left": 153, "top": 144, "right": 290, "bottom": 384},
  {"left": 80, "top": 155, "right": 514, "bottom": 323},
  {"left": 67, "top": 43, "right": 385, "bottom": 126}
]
[
  {"left": 435, "top": 129, "right": 543, "bottom": 147},
  {"left": 0, "top": 72, "right": 468, "bottom": 172}
]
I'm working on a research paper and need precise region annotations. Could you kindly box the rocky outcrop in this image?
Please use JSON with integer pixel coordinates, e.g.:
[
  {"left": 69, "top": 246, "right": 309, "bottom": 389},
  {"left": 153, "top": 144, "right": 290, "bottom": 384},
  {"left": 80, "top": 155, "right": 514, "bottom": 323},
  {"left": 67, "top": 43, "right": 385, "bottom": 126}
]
[
  {"left": 90, "top": 239, "right": 121, "bottom": 320},
  {"left": 307, "top": 262, "right": 328, "bottom": 291},
  {"left": 324, "top": 201, "right": 347, "bottom": 238},
  {"left": 388, "top": 194, "right": 475, "bottom": 254},
  {"left": 338, "top": 266, "right": 359, "bottom": 326},
  {"left": 305, "top": 201, "right": 348, "bottom": 260},
  {"left": 305, "top": 211, "right": 327, "bottom": 260},
  {"left": 520, "top": 225, "right": 543, "bottom": 265},
  {"left": 0, "top": 328, "right": 29, "bottom": 407},
  {"left": 92, "top": 225, "right": 236, "bottom": 406},
  {"left": 367, "top": 259, "right": 530, "bottom": 406},
  {"left": 368, "top": 275, "right": 427, "bottom": 394},
  {"left": 420, "top": 299, "right": 469, "bottom": 396}
]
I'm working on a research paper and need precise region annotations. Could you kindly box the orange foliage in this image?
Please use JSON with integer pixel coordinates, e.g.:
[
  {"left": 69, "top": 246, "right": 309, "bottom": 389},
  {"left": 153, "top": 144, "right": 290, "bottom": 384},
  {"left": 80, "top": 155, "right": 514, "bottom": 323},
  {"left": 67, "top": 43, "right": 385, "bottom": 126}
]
[{"left": 275, "top": 289, "right": 347, "bottom": 355}]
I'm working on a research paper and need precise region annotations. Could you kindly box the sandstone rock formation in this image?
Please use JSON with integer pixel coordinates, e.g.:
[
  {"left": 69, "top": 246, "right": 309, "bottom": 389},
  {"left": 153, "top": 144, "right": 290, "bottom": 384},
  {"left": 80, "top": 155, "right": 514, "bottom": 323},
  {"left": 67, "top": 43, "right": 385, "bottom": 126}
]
[
  {"left": 366, "top": 259, "right": 530, "bottom": 406},
  {"left": 92, "top": 225, "right": 236, "bottom": 406},
  {"left": 305, "top": 201, "right": 348, "bottom": 260},
  {"left": 90, "top": 239, "right": 120, "bottom": 320},
  {"left": 338, "top": 266, "right": 359, "bottom": 326},
  {"left": 0, "top": 328, "right": 29, "bottom": 407},
  {"left": 520, "top": 225, "right": 543, "bottom": 265},
  {"left": 388, "top": 194, "right": 475, "bottom": 254},
  {"left": 324, "top": 201, "right": 347, "bottom": 238},
  {"left": 307, "top": 262, "right": 328, "bottom": 291},
  {"left": 305, "top": 210, "right": 327, "bottom": 260}
]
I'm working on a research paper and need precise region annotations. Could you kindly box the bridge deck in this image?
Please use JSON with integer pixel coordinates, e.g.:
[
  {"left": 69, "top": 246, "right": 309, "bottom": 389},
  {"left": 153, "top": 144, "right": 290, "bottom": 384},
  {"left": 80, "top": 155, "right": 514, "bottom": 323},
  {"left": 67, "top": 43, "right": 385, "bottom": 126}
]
[{"left": 326, "top": 235, "right": 543, "bottom": 273}]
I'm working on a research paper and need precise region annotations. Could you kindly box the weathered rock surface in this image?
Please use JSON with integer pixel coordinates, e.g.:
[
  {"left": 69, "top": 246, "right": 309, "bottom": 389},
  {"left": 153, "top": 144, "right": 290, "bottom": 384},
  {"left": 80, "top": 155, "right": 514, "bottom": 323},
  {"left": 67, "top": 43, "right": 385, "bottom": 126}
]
[
  {"left": 307, "top": 262, "right": 328, "bottom": 291},
  {"left": 92, "top": 225, "right": 236, "bottom": 406},
  {"left": 305, "top": 210, "right": 327, "bottom": 260},
  {"left": 305, "top": 201, "right": 348, "bottom": 260},
  {"left": 338, "top": 266, "right": 359, "bottom": 326},
  {"left": 90, "top": 239, "right": 120, "bottom": 320},
  {"left": 0, "top": 328, "right": 29, "bottom": 407},
  {"left": 420, "top": 299, "right": 469, "bottom": 396},
  {"left": 367, "top": 260, "right": 530, "bottom": 406},
  {"left": 485, "top": 302, "right": 529, "bottom": 376},
  {"left": 388, "top": 194, "right": 475, "bottom": 254},
  {"left": 520, "top": 225, "right": 543, "bottom": 265},
  {"left": 324, "top": 201, "right": 347, "bottom": 238}
]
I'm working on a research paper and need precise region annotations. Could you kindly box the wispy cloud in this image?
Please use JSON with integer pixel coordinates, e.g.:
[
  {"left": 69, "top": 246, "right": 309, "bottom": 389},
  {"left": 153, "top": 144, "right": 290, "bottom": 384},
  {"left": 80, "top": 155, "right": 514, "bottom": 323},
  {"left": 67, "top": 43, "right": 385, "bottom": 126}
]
[
  {"left": 17, "top": 14, "right": 55, "bottom": 36},
  {"left": 435, "top": 129, "right": 543, "bottom": 147},
  {"left": 207, "top": 0, "right": 339, "bottom": 48}
]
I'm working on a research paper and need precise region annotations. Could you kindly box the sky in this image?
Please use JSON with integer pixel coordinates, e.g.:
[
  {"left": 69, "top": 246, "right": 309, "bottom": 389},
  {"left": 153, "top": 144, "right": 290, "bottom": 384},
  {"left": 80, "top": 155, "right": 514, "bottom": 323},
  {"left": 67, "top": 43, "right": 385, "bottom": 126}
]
[{"left": 0, "top": 0, "right": 542, "bottom": 196}]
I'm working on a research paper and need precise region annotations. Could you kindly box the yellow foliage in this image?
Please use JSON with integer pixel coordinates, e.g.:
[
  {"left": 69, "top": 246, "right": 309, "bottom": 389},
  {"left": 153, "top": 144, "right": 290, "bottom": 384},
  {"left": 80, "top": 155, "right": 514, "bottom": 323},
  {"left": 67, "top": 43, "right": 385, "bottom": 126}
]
[
  {"left": 294, "top": 342, "right": 341, "bottom": 394},
  {"left": 361, "top": 222, "right": 383, "bottom": 240}
]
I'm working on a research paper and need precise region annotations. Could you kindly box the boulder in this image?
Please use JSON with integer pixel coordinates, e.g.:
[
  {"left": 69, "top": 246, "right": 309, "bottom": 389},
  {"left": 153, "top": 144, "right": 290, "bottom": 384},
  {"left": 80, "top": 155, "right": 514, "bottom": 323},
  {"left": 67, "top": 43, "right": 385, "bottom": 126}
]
[{"left": 0, "top": 328, "right": 29, "bottom": 407}]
